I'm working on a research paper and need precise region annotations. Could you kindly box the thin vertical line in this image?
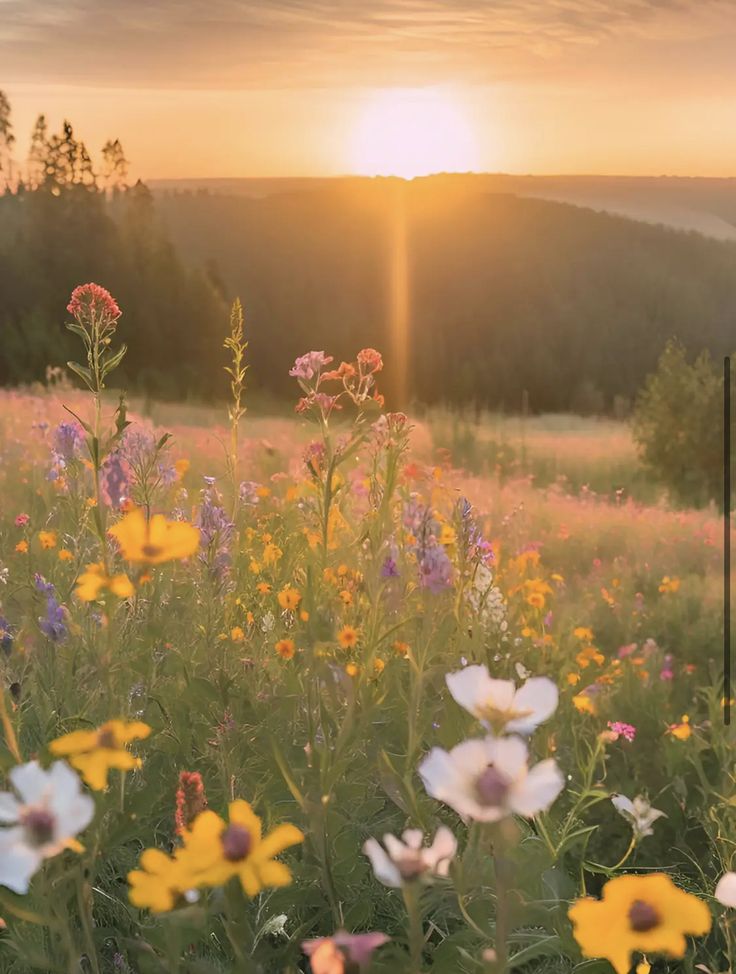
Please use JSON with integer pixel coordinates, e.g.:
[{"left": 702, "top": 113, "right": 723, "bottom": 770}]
[{"left": 725, "top": 356, "right": 731, "bottom": 725}]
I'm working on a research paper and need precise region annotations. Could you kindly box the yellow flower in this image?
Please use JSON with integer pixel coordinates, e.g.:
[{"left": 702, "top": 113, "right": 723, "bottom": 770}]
[
  {"left": 15, "top": 540, "right": 28, "bottom": 554},
  {"left": 658, "top": 576, "right": 681, "bottom": 594},
  {"left": 50, "top": 720, "right": 151, "bottom": 791},
  {"left": 439, "top": 524, "right": 456, "bottom": 546},
  {"left": 337, "top": 625, "right": 359, "bottom": 650},
  {"left": 58, "top": 549, "right": 74, "bottom": 562},
  {"left": 109, "top": 509, "right": 200, "bottom": 565},
  {"left": 256, "top": 581, "right": 271, "bottom": 594},
  {"left": 262, "top": 543, "right": 282, "bottom": 566},
  {"left": 174, "top": 458, "right": 190, "bottom": 479},
  {"left": 567, "top": 673, "right": 581, "bottom": 686},
  {"left": 345, "top": 662, "right": 360, "bottom": 677},
  {"left": 339, "top": 589, "right": 353, "bottom": 606},
  {"left": 667, "top": 715, "right": 692, "bottom": 741},
  {"left": 278, "top": 587, "right": 301, "bottom": 611},
  {"left": 179, "top": 800, "right": 303, "bottom": 896},
  {"left": 75, "top": 563, "right": 135, "bottom": 602},
  {"left": 230, "top": 626, "right": 245, "bottom": 643},
  {"left": 275, "top": 638, "right": 296, "bottom": 660},
  {"left": 573, "top": 693, "right": 597, "bottom": 715},
  {"left": 568, "top": 873, "right": 711, "bottom": 974},
  {"left": 393, "top": 640, "right": 411, "bottom": 658},
  {"left": 373, "top": 658, "right": 385, "bottom": 675},
  {"left": 38, "top": 530, "right": 57, "bottom": 550},
  {"left": 574, "top": 627, "right": 594, "bottom": 641},
  {"left": 128, "top": 848, "right": 190, "bottom": 913},
  {"left": 526, "top": 592, "right": 545, "bottom": 610}
]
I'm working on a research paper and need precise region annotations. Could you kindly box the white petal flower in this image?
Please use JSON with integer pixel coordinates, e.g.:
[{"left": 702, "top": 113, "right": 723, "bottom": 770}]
[
  {"left": 363, "top": 826, "right": 458, "bottom": 887},
  {"left": 0, "top": 760, "right": 94, "bottom": 894},
  {"left": 611, "top": 794, "right": 666, "bottom": 841},
  {"left": 419, "top": 735, "right": 564, "bottom": 823},
  {"left": 446, "top": 665, "right": 558, "bottom": 734},
  {"left": 716, "top": 872, "right": 736, "bottom": 908}
]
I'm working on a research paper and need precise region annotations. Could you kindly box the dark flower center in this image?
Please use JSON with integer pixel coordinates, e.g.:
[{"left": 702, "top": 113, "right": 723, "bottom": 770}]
[
  {"left": 396, "top": 853, "right": 428, "bottom": 881},
  {"left": 221, "top": 824, "right": 252, "bottom": 862},
  {"left": 476, "top": 764, "right": 510, "bottom": 807},
  {"left": 21, "top": 807, "right": 56, "bottom": 847},
  {"left": 97, "top": 727, "right": 118, "bottom": 748},
  {"left": 628, "top": 899, "right": 660, "bottom": 933},
  {"left": 142, "top": 543, "right": 163, "bottom": 558}
]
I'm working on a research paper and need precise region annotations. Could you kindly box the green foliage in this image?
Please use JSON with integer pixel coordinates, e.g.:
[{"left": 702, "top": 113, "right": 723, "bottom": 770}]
[{"left": 632, "top": 339, "right": 725, "bottom": 508}]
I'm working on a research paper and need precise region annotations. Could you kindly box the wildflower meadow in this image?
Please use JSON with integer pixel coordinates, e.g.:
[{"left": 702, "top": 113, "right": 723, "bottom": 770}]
[{"left": 0, "top": 284, "right": 733, "bottom": 974}]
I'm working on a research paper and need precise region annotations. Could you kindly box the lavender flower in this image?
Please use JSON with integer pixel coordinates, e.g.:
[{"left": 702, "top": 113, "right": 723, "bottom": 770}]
[
  {"left": 0, "top": 616, "right": 13, "bottom": 655},
  {"left": 418, "top": 542, "right": 454, "bottom": 594},
  {"left": 52, "top": 422, "right": 83, "bottom": 463},
  {"left": 39, "top": 596, "right": 67, "bottom": 643},
  {"left": 103, "top": 452, "right": 129, "bottom": 508}
]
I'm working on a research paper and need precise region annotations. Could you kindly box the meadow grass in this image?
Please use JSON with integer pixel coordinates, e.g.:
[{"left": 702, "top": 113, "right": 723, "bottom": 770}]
[{"left": 0, "top": 299, "right": 733, "bottom": 974}]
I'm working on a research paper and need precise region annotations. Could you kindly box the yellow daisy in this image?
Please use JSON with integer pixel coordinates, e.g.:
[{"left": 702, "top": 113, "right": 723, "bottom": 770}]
[
  {"left": 50, "top": 720, "right": 151, "bottom": 791},
  {"left": 569, "top": 873, "right": 711, "bottom": 974},
  {"left": 109, "top": 509, "right": 199, "bottom": 565}
]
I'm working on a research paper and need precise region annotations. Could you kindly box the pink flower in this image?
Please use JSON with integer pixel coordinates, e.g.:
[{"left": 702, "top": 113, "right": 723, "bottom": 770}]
[
  {"left": 289, "top": 351, "right": 334, "bottom": 382},
  {"left": 14, "top": 514, "right": 30, "bottom": 527},
  {"left": 67, "top": 283, "right": 121, "bottom": 323},
  {"left": 607, "top": 721, "right": 636, "bottom": 742},
  {"left": 302, "top": 931, "right": 389, "bottom": 972}
]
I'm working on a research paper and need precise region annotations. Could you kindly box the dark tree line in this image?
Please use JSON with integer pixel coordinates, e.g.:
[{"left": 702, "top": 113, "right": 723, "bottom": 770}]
[
  {"left": 3, "top": 90, "right": 736, "bottom": 411},
  {"left": 0, "top": 93, "right": 227, "bottom": 397}
]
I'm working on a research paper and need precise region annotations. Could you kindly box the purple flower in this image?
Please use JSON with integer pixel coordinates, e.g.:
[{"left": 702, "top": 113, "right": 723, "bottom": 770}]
[
  {"left": 197, "top": 484, "right": 234, "bottom": 584},
  {"left": 103, "top": 452, "right": 129, "bottom": 508},
  {"left": 39, "top": 597, "right": 67, "bottom": 643},
  {"left": 289, "top": 351, "right": 333, "bottom": 381},
  {"left": 418, "top": 542, "right": 454, "bottom": 594},
  {"left": 53, "top": 422, "right": 83, "bottom": 462},
  {"left": 33, "top": 573, "right": 55, "bottom": 596},
  {"left": 0, "top": 616, "right": 13, "bottom": 655},
  {"left": 381, "top": 556, "right": 399, "bottom": 578},
  {"left": 607, "top": 721, "right": 637, "bottom": 742}
]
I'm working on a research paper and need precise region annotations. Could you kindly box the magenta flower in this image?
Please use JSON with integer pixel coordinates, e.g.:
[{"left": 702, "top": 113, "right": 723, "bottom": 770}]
[
  {"left": 607, "top": 721, "right": 636, "bottom": 742},
  {"left": 14, "top": 514, "right": 29, "bottom": 527}
]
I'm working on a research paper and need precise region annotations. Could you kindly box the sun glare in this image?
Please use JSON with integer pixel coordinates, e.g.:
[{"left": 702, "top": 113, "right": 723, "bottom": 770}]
[{"left": 350, "top": 88, "right": 479, "bottom": 178}]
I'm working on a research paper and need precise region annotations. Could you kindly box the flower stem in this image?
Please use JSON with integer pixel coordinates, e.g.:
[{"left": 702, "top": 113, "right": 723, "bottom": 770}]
[{"left": 402, "top": 882, "right": 425, "bottom": 973}]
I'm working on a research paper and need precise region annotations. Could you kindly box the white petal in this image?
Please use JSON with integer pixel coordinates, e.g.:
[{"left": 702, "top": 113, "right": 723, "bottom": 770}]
[
  {"left": 47, "top": 762, "right": 94, "bottom": 837},
  {"left": 419, "top": 743, "right": 488, "bottom": 821},
  {"left": 0, "top": 828, "right": 43, "bottom": 894},
  {"left": 0, "top": 791, "right": 20, "bottom": 823},
  {"left": 507, "top": 678, "right": 559, "bottom": 734},
  {"left": 611, "top": 794, "right": 635, "bottom": 817},
  {"left": 400, "top": 829, "right": 424, "bottom": 851},
  {"left": 445, "top": 666, "right": 489, "bottom": 715},
  {"left": 9, "top": 762, "right": 49, "bottom": 805},
  {"left": 716, "top": 872, "right": 736, "bottom": 908},
  {"left": 510, "top": 759, "right": 564, "bottom": 817},
  {"left": 486, "top": 736, "right": 529, "bottom": 781},
  {"left": 384, "top": 833, "right": 409, "bottom": 860},
  {"left": 425, "top": 826, "right": 457, "bottom": 874},
  {"left": 363, "top": 838, "right": 401, "bottom": 888}
]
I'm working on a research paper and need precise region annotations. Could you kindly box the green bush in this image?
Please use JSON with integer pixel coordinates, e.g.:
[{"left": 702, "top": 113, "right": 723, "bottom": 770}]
[{"left": 632, "top": 338, "right": 725, "bottom": 508}]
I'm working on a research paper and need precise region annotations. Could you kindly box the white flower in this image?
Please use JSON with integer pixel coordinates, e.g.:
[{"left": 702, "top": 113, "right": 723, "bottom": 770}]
[
  {"left": 419, "top": 735, "right": 564, "bottom": 823},
  {"left": 363, "top": 826, "right": 457, "bottom": 887},
  {"left": 715, "top": 872, "right": 736, "bottom": 908},
  {"left": 0, "top": 760, "right": 94, "bottom": 894},
  {"left": 445, "top": 665, "right": 558, "bottom": 734},
  {"left": 611, "top": 794, "right": 666, "bottom": 841}
]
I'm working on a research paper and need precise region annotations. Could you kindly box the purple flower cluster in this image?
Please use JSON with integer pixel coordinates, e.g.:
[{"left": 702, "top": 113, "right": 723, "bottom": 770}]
[
  {"left": 35, "top": 576, "right": 67, "bottom": 643},
  {"left": 196, "top": 480, "right": 234, "bottom": 585},
  {"left": 103, "top": 452, "right": 129, "bottom": 508}
]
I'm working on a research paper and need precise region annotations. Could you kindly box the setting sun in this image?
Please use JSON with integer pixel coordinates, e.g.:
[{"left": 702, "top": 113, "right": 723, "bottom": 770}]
[{"left": 350, "top": 88, "right": 479, "bottom": 178}]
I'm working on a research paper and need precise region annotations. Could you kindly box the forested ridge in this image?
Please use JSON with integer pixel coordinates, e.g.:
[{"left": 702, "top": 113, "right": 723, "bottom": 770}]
[{"left": 1, "top": 91, "right": 736, "bottom": 410}]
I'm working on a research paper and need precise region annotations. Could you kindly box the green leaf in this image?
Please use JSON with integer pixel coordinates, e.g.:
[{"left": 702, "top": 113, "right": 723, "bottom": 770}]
[{"left": 66, "top": 360, "right": 94, "bottom": 388}]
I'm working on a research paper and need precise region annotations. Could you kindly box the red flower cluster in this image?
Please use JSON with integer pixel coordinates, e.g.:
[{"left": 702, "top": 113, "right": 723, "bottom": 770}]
[{"left": 67, "top": 283, "right": 121, "bottom": 323}]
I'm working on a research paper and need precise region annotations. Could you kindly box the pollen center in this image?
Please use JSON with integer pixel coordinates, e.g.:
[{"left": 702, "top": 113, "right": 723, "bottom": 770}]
[
  {"left": 628, "top": 899, "right": 660, "bottom": 932},
  {"left": 476, "top": 764, "right": 510, "bottom": 807},
  {"left": 21, "top": 807, "right": 56, "bottom": 847},
  {"left": 221, "top": 823, "right": 252, "bottom": 861},
  {"left": 142, "top": 544, "right": 163, "bottom": 558}
]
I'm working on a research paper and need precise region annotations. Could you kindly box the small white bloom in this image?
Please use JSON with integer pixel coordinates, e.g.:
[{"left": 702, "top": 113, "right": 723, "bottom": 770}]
[
  {"left": 363, "top": 826, "right": 457, "bottom": 887},
  {"left": 0, "top": 761, "right": 94, "bottom": 894},
  {"left": 445, "top": 665, "right": 558, "bottom": 734},
  {"left": 419, "top": 736, "right": 564, "bottom": 823},
  {"left": 261, "top": 611, "right": 275, "bottom": 633},
  {"left": 611, "top": 794, "right": 666, "bottom": 841},
  {"left": 715, "top": 872, "right": 736, "bottom": 908}
]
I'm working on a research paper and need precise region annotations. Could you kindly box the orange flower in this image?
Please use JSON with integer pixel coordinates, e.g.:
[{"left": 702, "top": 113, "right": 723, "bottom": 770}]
[
  {"left": 337, "top": 625, "right": 359, "bottom": 650},
  {"left": 15, "top": 540, "right": 28, "bottom": 554},
  {"left": 278, "top": 587, "right": 301, "bottom": 612},
  {"left": 39, "top": 530, "right": 57, "bottom": 550},
  {"left": 275, "top": 638, "right": 296, "bottom": 660}
]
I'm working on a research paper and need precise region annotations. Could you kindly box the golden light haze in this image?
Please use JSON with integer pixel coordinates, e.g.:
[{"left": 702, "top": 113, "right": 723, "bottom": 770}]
[{"left": 3, "top": 0, "right": 736, "bottom": 179}]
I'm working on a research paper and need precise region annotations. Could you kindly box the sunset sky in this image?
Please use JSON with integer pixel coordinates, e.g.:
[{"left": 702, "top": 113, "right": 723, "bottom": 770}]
[{"left": 2, "top": 0, "right": 736, "bottom": 179}]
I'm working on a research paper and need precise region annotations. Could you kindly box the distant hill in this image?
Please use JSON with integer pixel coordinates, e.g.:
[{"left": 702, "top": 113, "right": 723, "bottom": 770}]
[
  {"left": 153, "top": 178, "right": 736, "bottom": 410},
  {"left": 150, "top": 173, "right": 736, "bottom": 241}
]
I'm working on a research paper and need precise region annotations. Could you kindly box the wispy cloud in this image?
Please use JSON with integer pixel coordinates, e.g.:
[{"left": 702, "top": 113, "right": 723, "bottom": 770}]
[{"left": 0, "top": 0, "right": 731, "bottom": 88}]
